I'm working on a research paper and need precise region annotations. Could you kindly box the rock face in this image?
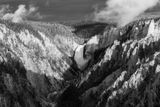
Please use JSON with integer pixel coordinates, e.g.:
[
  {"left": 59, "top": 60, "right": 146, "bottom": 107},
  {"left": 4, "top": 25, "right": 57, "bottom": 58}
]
[
  {"left": 0, "top": 20, "right": 80, "bottom": 107},
  {"left": 0, "top": 18, "right": 160, "bottom": 107},
  {"left": 79, "top": 18, "right": 160, "bottom": 107}
]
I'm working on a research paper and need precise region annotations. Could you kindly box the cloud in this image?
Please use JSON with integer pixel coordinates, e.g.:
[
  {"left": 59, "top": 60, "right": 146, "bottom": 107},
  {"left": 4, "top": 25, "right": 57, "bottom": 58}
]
[
  {"left": 94, "top": 0, "right": 160, "bottom": 26},
  {"left": 1, "top": 4, "right": 42, "bottom": 23},
  {"left": 0, "top": 5, "right": 10, "bottom": 17}
]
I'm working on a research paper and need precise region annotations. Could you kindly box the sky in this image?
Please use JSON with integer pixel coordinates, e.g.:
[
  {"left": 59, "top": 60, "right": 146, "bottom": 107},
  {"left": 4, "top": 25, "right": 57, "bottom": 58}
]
[
  {"left": 0, "top": 0, "right": 106, "bottom": 22},
  {"left": 0, "top": 0, "right": 160, "bottom": 23}
]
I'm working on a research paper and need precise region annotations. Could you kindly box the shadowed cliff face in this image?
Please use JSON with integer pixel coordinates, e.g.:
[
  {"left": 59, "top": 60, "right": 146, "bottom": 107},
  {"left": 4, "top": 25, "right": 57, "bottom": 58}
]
[
  {"left": 0, "top": 20, "right": 82, "bottom": 107},
  {"left": 1, "top": 18, "right": 160, "bottom": 107},
  {"left": 79, "top": 18, "right": 160, "bottom": 107}
]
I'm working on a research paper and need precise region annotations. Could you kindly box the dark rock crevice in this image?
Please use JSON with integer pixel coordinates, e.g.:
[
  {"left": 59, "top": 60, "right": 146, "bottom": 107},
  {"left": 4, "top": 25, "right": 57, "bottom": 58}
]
[
  {"left": 1, "top": 18, "right": 160, "bottom": 107},
  {"left": 56, "top": 18, "right": 160, "bottom": 107}
]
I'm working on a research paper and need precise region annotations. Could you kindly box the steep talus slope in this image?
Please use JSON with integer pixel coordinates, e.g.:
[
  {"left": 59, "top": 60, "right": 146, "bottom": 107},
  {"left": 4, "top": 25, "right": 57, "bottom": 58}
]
[{"left": 1, "top": 17, "right": 160, "bottom": 107}]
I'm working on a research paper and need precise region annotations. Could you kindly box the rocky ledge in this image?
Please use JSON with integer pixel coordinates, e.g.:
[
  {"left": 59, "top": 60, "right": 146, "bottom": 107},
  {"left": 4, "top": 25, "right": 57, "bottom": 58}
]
[{"left": 0, "top": 18, "right": 160, "bottom": 107}]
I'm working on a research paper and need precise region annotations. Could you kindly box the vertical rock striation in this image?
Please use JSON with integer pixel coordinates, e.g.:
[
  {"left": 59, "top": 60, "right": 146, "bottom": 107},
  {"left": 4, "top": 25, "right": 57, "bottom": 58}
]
[
  {"left": 1, "top": 18, "right": 160, "bottom": 107},
  {"left": 79, "top": 18, "right": 160, "bottom": 107}
]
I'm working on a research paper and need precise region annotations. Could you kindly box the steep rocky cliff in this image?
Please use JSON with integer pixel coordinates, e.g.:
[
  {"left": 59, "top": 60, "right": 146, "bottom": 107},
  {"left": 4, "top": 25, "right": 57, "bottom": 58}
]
[{"left": 0, "top": 18, "right": 160, "bottom": 107}]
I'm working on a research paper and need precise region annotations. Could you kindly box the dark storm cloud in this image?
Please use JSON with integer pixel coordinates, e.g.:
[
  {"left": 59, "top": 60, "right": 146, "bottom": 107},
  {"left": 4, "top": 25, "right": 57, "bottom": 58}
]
[
  {"left": 0, "top": 0, "right": 159, "bottom": 24},
  {"left": 29, "top": 0, "right": 106, "bottom": 22},
  {"left": 0, "top": 0, "right": 106, "bottom": 22}
]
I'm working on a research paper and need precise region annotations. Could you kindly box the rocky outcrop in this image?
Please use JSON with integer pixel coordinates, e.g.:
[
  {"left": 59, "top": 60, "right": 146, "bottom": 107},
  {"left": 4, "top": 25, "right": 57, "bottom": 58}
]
[
  {"left": 0, "top": 20, "right": 82, "bottom": 107},
  {"left": 1, "top": 17, "right": 160, "bottom": 107},
  {"left": 78, "top": 18, "right": 160, "bottom": 107}
]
